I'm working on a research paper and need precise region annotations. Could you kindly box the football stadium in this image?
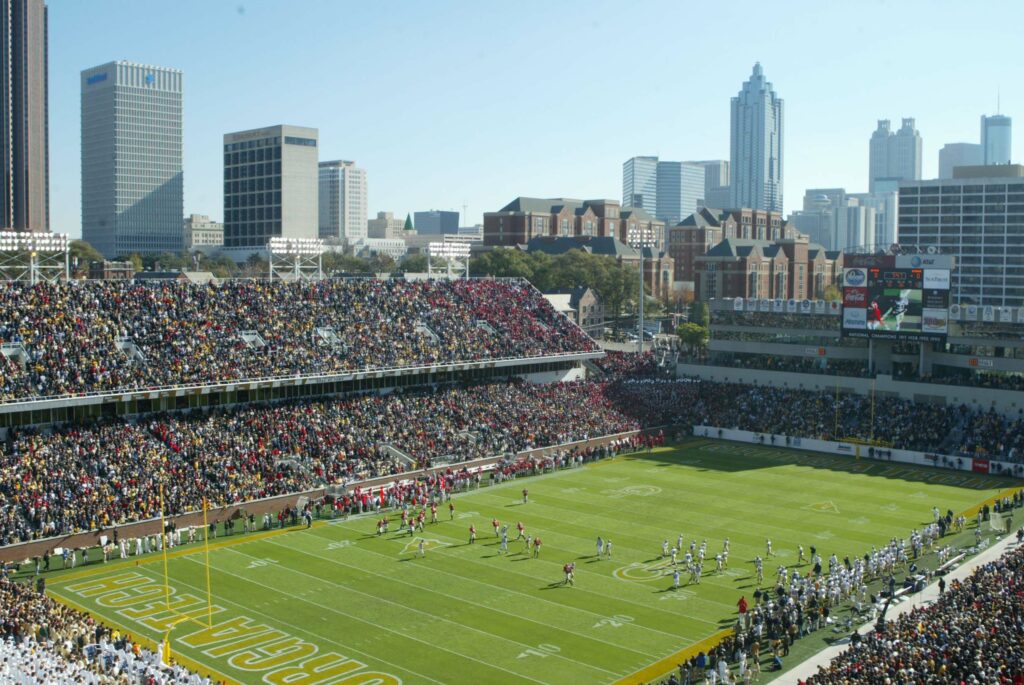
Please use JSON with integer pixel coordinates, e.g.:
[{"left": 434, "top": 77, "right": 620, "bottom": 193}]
[
  {"left": 2, "top": 6, "right": 1024, "bottom": 683},
  {"left": 0, "top": 270, "right": 1022, "bottom": 685}
]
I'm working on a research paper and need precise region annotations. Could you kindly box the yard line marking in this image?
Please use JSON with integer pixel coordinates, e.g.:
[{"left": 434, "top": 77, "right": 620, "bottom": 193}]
[
  {"left": 131, "top": 564, "right": 446, "bottom": 685},
  {"left": 222, "top": 544, "right": 621, "bottom": 679},
  {"left": 263, "top": 536, "right": 662, "bottom": 660},
  {"left": 317, "top": 521, "right": 724, "bottom": 628},
  {"left": 184, "top": 556, "right": 570, "bottom": 684}
]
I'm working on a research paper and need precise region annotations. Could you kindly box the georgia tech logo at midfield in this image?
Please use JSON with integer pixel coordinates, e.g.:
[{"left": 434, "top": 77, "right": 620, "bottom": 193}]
[{"left": 601, "top": 485, "right": 662, "bottom": 499}]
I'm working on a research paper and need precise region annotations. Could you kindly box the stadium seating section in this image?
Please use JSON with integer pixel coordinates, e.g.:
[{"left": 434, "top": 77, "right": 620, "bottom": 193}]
[{"left": 0, "top": 279, "right": 597, "bottom": 401}]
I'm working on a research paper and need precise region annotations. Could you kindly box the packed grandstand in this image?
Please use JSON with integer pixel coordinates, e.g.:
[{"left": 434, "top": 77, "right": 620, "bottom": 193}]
[{"left": 0, "top": 277, "right": 1022, "bottom": 684}]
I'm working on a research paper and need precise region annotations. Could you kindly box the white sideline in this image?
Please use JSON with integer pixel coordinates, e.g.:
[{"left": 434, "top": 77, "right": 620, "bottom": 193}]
[{"left": 766, "top": 531, "right": 1021, "bottom": 685}]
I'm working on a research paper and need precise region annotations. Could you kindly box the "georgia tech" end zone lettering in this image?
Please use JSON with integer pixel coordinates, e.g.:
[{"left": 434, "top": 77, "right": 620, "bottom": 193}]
[{"left": 63, "top": 572, "right": 400, "bottom": 685}]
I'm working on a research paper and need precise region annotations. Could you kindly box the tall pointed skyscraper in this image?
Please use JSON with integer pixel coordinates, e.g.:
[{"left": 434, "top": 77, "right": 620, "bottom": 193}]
[
  {"left": 2, "top": 0, "right": 49, "bottom": 231},
  {"left": 729, "top": 63, "right": 784, "bottom": 212},
  {"left": 981, "top": 114, "right": 1011, "bottom": 165}
]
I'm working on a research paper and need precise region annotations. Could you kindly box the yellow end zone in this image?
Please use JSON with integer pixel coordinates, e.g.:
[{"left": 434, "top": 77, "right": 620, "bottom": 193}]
[
  {"left": 614, "top": 628, "right": 733, "bottom": 685},
  {"left": 50, "top": 588, "right": 242, "bottom": 685}
]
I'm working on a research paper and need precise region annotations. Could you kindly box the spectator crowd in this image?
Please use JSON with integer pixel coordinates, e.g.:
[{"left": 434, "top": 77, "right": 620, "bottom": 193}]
[
  {"left": 807, "top": 543, "right": 1024, "bottom": 684},
  {"left": 0, "top": 575, "right": 206, "bottom": 683},
  {"left": 592, "top": 350, "right": 658, "bottom": 379},
  {"left": 0, "top": 381, "right": 637, "bottom": 545},
  {"left": 0, "top": 279, "right": 596, "bottom": 401}
]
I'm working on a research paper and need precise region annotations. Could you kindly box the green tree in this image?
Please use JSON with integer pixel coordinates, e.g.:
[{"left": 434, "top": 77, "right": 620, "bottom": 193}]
[
  {"left": 470, "top": 248, "right": 536, "bottom": 281},
  {"left": 367, "top": 253, "right": 397, "bottom": 273},
  {"left": 399, "top": 254, "right": 429, "bottom": 272},
  {"left": 404, "top": 214, "right": 414, "bottom": 232},
  {"left": 689, "top": 301, "right": 710, "bottom": 327},
  {"left": 677, "top": 322, "right": 709, "bottom": 355},
  {"left": 69, "top": 239, "right": 104, "bottom": 265},
  {"left": 322, "top": 252, "right": 371, "bottom": 274},
  {"left": 126, "top": 253, "right": 144, "bottom": 273},
  {"left": 199, "top": 254, "right": 239, "bottom": 279},
  {"left": 401, "top": 253, "right": 448, "bottom": 272},
  {"left": 823, "top": 284, "right": 842, "bottom": 301}
]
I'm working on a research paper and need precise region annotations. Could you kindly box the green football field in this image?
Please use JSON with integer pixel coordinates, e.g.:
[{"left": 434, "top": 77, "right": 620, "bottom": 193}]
[{"left": 46, "top": 440, "right": 1020, "bottom": 685}]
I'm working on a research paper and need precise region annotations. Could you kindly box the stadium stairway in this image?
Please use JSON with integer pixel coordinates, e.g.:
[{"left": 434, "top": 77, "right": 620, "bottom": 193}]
[
  {"left": 383, "top": 444, "right": 416, "bottom": 468},
  {"left": 937, "top": 411, "right": 971, "bottom": 456},
  {"left": 582, "top": 358, "right": 606, "bottom": 379}
]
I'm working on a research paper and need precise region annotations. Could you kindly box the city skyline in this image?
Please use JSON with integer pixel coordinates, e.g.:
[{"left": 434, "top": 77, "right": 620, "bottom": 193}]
[{"left": 43, "top": 0, "right": 1024, "bottom": 239}]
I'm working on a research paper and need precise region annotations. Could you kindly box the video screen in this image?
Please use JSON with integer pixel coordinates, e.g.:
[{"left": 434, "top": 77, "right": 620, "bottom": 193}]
[{"left": 841, "top": 255, "right": 950, "bottom": 343}]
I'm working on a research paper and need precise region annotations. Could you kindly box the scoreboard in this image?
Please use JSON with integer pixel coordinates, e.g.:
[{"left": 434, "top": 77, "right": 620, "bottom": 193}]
[{"left": 841, "top": 254, "right": 953, "bottom": 342}]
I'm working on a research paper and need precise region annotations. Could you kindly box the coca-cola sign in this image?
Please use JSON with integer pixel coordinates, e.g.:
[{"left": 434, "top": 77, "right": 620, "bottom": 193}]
[{"left": 843, "top": 287, "right": 868, "bottom": 307}]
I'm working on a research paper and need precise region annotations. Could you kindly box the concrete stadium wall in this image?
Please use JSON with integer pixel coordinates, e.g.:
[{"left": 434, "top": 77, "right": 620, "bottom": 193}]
[
  {"left": 0, "top": 430, "right": 641, "bottom": 564},
  {"left": 678, "top": 364, "right": 1024, "bottom": 416},
  {"left": 522, "top": 366, "right": 586, "bottom": 383},
  {"left": 693, "top": 425, "right": 1020, "bottom": 477}
]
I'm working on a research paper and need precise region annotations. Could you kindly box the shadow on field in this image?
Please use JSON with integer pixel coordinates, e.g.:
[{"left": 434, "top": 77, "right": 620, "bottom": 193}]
[{"left": 618, "top": 440, "right": 1018, "bottom": 491}]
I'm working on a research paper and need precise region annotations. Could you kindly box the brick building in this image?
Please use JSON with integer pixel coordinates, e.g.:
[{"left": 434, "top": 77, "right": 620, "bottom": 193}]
[
  {"left": 484, "top": 197, "right": 666, "bottom": 252},
  {"left": 668, "top": 207, "right": 794, "bottom": 285},
  {"left": 693, "top": 236, "right": 842, "bottom": 301}
]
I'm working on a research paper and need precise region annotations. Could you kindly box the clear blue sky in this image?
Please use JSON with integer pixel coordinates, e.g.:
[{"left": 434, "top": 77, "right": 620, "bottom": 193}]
[{"left": 49, "top": 0, "right": 1023, "bottom": 238}]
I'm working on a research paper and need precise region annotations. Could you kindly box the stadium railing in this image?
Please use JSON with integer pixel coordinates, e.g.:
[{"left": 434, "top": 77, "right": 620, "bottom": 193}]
[
  {"left": 0, "top": 429, "right": 643, "bottom": 563},
  {"left": 0, "top": 350, "right": 604, "bottom": 413}
]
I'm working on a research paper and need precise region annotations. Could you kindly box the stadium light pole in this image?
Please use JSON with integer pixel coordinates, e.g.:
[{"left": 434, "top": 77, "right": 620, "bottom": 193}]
[
  {"left": 629, "top": 225, "right": 655, "bottom": 355},
  {"left": 267, "top": 237, "right": 325, "bottom": 281},
  {"left": 0, "top": 231, "right": 70, "bottom": 284}
]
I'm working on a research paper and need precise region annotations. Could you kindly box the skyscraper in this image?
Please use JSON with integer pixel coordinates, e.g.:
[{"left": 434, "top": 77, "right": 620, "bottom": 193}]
[
  {"left": 2, "top": 0, "right": 48, "bottom": 232},
  {"left": 900, "top": 165, "right": 1024, "bottom": 306},
  {"left": 318, "top": 160, "right": 367, "bottom": 243},
  {"left": 222, "top": 125, "right": 318, "bottom": 251},
  {"left": 868, "top": 118, "right": 921, "bottom": 191},
  {"left": 81, "top": 61, "right": 183, "bottom": 258},
  {"left": 938, "top": 143, "right": 982, "bottom": 179},
  {"left": 414, "top": 210, "right": 459, "bottom": 235},
  {"left": 692, "top": 160, "right": 730, "bottom": 208},
  {"left": 981, "top": 114, "right": 1011, "bottom": 165},
  {"left": 622, "top": 156, "right": 658, "bottom": 213},
  {"left": 655, "top": 161, "right": 703, "bottom": 226},
  {"left": 729, "top": 63, "right": 784, "bottom": 213}
]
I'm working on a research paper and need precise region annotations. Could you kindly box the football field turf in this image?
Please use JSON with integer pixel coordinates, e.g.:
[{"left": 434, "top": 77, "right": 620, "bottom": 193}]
[{"left": 47, "top": 440, "right": 1021, "bottom": 685}]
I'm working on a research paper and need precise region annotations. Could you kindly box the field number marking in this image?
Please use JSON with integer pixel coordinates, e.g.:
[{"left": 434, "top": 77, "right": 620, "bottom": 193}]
[
  {"left": 659, "top": 591, "right": 696, "bottom": 601},
  {"left": 245, "top": 558, "right": 279, "bottom": 569},
  {"left": 516, "top": 644, "right": 560, "bottom": 659},
  {"left": 400, "top": 538, "right": 450, "bottom": 555},
  {"left": 327, "top": 540, "right": 354, "bottom": 551},
  {"left": 593, "top": 614, "right": 634, "bottom": 628},
  {"left": 456, "top": 511, "right": 479, "bottom": 520}
]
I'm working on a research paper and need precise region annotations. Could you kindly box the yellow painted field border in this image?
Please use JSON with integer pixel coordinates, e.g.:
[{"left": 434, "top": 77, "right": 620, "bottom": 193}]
[{"left": 614, "top": 628, "right": 733, "bottom": 685}]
